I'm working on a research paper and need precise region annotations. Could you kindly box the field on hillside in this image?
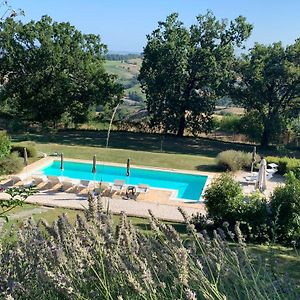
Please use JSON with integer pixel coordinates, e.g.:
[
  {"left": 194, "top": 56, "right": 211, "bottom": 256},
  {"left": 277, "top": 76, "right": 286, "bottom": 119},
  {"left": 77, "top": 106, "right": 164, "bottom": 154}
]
[
  {"left": 105, "top": 58, "right": 145, "bottom": 100},
  {"left": 105, "top": 58, "right": 146, "bottom": 121}
]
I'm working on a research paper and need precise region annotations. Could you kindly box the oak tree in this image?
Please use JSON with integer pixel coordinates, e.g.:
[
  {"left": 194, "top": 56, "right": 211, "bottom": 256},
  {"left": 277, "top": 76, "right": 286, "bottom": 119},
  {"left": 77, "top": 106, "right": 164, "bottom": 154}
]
[
  {"left": 230, "top": 41, "right": 300, "bottom": 147},
  {"left": 0, "top": 16, "right": 123, "bottom": 126},
  {"left": 138, "top": 12, "right": 252, "bottom": 136}
]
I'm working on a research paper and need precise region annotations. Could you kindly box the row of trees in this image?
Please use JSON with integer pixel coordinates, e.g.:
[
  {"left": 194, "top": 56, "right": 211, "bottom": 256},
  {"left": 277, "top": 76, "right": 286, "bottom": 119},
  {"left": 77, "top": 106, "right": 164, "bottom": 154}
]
[
  {"left": 139, "top": 12, "right": 300, "bottom": 147},
  {"left": 0, "top": 10, "right": 299, "bottom": 146},
  {"left": 0, "top": 15, "right": 123, "bottom": 127}
]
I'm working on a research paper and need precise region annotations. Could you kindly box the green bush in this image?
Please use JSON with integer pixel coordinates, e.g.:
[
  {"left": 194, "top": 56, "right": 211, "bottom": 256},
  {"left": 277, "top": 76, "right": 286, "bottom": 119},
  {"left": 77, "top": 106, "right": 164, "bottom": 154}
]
[
  {"left": 204, "top": 173, "right": 244, "bottom": 223},
  {"left": 217, "top": 115, "right": 241, "bottom": 132},
  {"left": 240, "top": 193, "right": 270, "bottom": 242},
  {"left": 270, "top": 172, "right": 300, "bottom": 244},
  {"left": 11, "top": 142, "right": 37, "bottom": 158},
  {"left": 0, "top": 152, "right": 23, "bottom": 175},
  {"left": 0, "top": 131, "right": 11, "bottom": 158},
  {"left": 265, "top": 156, "right": 300, "bottom": 175},
  {"left": 204, "top": 174, "right": 270, "bottom": 242},
  {"left": 216, "top": 150, "right": 255, "bottom": 171}
]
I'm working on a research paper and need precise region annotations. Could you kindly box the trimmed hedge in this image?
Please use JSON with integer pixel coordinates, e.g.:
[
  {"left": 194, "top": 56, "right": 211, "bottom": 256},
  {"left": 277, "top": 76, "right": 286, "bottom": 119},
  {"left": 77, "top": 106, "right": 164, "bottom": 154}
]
[
  {"left": 11, "top": 143, "right": 37, "bottom": 158},
  {"left": 216, "top": 150, "right": 256, "bottom": 172},
  {"left": 265, "top": 156, "right": 300, "bottom": 175}
]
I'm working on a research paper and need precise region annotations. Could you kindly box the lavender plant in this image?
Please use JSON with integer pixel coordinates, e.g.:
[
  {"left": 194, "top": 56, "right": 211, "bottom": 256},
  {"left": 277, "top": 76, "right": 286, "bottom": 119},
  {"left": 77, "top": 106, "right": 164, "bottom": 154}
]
[{"left": 0, "top": 194, "right": 298, "bottom": 299}]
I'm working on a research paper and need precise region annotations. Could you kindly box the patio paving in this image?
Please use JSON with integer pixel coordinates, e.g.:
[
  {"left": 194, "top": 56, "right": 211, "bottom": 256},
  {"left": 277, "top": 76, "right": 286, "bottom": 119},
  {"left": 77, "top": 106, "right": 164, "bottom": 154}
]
[
  {"left": 234, "top": 171, "right": 284, "bottom": 197},
  {"left": 24, "top": 190, "right": 206, "bottom": 222},
  {"left": 0, "top": 157, "right": 285, "bottom": 223}
]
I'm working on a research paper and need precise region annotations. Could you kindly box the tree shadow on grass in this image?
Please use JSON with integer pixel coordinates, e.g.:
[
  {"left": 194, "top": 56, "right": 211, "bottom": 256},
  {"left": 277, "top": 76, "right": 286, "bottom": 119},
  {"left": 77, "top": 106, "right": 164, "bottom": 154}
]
[
  {"left": 196, "top": 164, "right": 222, "bottom": 172},
  {"left": 11, "top": 129, "right": 262, "bottom": 158}
]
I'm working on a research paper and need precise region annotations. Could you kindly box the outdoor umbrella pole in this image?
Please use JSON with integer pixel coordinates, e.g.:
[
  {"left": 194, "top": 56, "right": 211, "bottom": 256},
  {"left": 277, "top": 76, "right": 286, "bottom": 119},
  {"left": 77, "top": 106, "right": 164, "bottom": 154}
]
[
  {"left": 60, "top": 153, "right": 64, "bottom": 177},
  {"left": 23, "top": 147, "right": 28, "bottom": 179},
  {"left": 92, "top": 155, "right": 97, "bottom": 192},
  {"left": 251, "top": 146, "right": 256, "bottom": 173}
]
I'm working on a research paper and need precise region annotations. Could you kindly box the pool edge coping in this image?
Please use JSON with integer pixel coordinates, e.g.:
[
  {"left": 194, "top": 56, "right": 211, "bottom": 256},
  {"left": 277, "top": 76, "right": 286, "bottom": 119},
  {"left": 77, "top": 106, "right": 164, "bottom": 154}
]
[{"left": 15, "top": 156, "right": 216, "bottom": 203}]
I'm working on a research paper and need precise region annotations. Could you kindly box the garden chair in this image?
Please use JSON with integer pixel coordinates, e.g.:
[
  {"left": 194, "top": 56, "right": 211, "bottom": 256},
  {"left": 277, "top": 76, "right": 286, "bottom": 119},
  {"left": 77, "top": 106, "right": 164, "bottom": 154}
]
[{"left": 266, "top": 163, "right": 278, "bottom": 175}]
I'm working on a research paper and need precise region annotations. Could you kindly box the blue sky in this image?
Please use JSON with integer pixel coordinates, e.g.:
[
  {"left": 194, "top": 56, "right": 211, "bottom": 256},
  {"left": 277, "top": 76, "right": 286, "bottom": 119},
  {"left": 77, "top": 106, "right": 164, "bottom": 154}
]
[{"left": 9, "top": 0, "right": 300, "bottom": 53}]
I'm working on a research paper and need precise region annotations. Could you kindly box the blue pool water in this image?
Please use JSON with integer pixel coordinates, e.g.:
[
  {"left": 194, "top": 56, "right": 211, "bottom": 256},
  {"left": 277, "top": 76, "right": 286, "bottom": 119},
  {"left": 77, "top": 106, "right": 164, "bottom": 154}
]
[{"left": 41, "top": 161, "right": 207, "bottom": 201}]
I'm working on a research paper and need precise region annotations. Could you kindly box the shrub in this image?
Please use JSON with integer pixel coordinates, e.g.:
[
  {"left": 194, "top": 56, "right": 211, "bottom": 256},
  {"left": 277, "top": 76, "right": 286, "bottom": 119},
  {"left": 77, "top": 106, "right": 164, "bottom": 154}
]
[
  {"left": 203, "top": 174, "right": 270, "bottom": 242},
  {"left": 0, "top": 195, "right": 297, "bottom": 299},
  {"left": 216, "top": 150, "right": 254, "bottom": 171},
  {"left": 204, "top": 173, "right": 244, "bottom": 223},
  {"left": 0, "top": 131, "right": 11, "bottom": 158},
  {"left": 0, "top": 152, "right": 23, "bottom": 175},
  {"left": 11, "top": 142, "right": 37, "bottom": 158},
  {"left": 270, "top": 172, "right": 300, "bottom": 244},
  {"left": 265, "top": 156, "right": 300, "bottom": 175},
  {"left": 218, "top": 115, "right": 241, "bottom": 133},
  {"left": 240, "top": 193, "right": 270, "bottom": 242}
]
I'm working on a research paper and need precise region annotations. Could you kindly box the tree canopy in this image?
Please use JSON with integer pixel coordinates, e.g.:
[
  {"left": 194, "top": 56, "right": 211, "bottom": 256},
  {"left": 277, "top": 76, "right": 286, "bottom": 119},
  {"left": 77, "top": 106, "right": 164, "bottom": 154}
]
[
  {"left": 0, "top": 15, "right": 123, "bottom": 126},
  {"left": 229, "top": 40, "right": 300, "bottom": 147},
  {"left": 138, "top": 12, "right": 252, "bottom": 136}
]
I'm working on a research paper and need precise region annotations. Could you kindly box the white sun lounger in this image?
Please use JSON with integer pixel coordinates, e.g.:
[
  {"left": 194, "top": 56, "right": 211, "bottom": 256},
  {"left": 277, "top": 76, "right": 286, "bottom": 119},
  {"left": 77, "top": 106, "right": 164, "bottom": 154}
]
[
  {"left": 10, "top": 174, "right": 36, "bottom": 187},
  {"left": 73, "top": 180, "right": 95, "bottom": 193},
  {"left": 110, "top": 180, "right": 125, "bottom": 192},
  {"left": 245, "top": 172, "right": 274, "bottom": 183},
  {"left": 10, "top": 174, "right": 28, "bottom": 185},
  {"left": 60, "top": 178, "right": 76, "bottom": 192},
  {"left": 136, "top": 184, "right": 149, "bottom": 193},
  {"left": 32, "top": 174, "right": 48, "bottom": 185},
  {"left": 46, "top": 176, "right": 65, "bottom": 189}
]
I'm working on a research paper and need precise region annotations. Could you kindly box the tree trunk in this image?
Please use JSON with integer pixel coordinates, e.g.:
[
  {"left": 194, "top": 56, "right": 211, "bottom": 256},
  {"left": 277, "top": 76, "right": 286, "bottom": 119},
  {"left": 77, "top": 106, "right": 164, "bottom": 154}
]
[
  {"left": 261, "top": 125, "right": 270, "bottom": 148},
  {"left": 177, "top": 114, "right": 185, "bottom": 137}
]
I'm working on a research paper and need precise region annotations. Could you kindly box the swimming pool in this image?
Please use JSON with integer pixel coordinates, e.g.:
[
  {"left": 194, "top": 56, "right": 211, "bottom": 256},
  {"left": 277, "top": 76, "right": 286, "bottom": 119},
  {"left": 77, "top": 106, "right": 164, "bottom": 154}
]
[{"left": 41, "top": 160, "right": 208, "bottom": 201}]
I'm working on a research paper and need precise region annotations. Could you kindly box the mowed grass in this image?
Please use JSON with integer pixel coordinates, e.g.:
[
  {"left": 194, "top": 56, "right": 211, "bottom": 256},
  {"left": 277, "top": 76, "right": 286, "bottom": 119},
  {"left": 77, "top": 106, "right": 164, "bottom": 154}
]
[
  {"left": 13, "top": 128, "right": 300, "bottom": 171},
  {"left": 35, "top": 143, "right": 215, "bottom": 171},
  {"left": 12, "top": 129, "right": 267, "bottom": 172},
  {"left": 1, "top": 204, "right": 186, "bottom": 235}
]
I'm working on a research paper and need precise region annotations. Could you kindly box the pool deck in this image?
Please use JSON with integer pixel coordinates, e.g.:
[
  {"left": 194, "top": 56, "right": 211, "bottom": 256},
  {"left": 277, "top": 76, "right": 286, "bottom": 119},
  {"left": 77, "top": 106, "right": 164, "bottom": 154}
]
[
  {"left": 1, "top": 157, "right": 285, "bottom": 222},
  {"left": 0, "top": 157, "right": 208, "bottom": 222},
  {"left": 25, "top": 191, "right": 206, "bottom": 222}
]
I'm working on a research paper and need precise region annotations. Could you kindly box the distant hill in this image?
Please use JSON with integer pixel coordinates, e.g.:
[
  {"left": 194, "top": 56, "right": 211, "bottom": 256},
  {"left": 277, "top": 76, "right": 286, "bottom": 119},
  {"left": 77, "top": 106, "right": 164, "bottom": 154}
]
[
  {"left": 104, "top": 57, "right": 147, "bottom": 121},
  {"left": 106, "top": 53, "right": 142, "bottom": 61},
  {"left": 104, "top": 58, "right": 145, "bottom": 103}
]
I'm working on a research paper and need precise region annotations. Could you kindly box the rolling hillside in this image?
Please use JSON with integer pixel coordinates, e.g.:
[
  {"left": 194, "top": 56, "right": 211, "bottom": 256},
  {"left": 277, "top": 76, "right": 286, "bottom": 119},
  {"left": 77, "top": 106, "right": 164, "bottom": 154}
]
[
  {"left": 105, "top": 58, "right": 145, "bottom": 101},
  {"left": 104, "top": 58, "right": 147, "bottom": 122}
]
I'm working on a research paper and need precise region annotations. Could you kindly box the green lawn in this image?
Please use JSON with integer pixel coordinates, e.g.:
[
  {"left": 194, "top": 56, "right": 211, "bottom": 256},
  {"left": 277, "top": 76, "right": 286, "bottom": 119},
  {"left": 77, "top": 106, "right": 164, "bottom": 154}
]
[
  {"left": 1, "top": 204, "right": 185, "bottom": 235},
  {"left": 12, "top": 129, "right": 268, "bottom": 172},
  {"left": 13, "top": 129, "right": 297, "bottom": 171},
  {"left": 36, "top": 143, "right": 215, "bottom": 171}
]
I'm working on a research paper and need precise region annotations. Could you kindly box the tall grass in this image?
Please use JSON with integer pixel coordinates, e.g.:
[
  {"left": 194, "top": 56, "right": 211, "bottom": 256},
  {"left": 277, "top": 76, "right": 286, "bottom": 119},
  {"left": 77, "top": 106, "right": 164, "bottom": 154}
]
[{"left": 0, "top": 195, "right": 297, "bottom": 299}]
